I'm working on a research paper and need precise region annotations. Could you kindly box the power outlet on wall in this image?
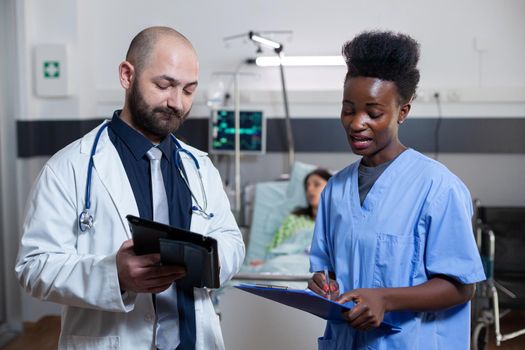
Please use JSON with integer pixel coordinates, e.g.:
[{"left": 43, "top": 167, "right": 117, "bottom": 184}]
[{"left": 446, "top": 90, "right": 461, "bottom": 103}]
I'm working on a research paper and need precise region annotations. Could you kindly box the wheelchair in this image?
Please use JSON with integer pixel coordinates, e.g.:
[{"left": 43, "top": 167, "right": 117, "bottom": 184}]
[{"left": 471, "top": 201, "right": 525, "bottom": 350}]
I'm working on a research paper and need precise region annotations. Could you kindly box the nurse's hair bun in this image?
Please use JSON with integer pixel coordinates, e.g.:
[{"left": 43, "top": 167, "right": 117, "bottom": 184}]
[{"left": 342, "top": 31, "right": 420, "bottom": 104}]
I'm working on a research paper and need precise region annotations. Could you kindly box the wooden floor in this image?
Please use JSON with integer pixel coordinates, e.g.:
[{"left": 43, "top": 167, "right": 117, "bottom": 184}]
[
  {"left": 0, "top": 313, "right": 524, "bottom": 350},
  {"left": 1, "top": 316, "right": 60, "bottom": 350}
]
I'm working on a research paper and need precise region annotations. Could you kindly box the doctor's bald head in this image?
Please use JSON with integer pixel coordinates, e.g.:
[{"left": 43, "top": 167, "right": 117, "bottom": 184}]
[{"left": 125, "top": 26, "right": 196, "bottom": 76}]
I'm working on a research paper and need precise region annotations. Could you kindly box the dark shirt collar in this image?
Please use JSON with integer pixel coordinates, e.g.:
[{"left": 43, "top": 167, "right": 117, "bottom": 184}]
[{"left": 110, "top": 110, "right": 173, "bottom": 162}]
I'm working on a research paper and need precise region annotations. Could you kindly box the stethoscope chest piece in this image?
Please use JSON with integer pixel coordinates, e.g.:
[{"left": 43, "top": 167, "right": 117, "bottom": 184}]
[{"left": 79, "top": 209, "right": 94, "bottom": 232}]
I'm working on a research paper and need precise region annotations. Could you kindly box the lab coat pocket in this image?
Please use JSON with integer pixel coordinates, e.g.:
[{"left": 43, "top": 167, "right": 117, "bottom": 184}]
[
  {"left": 65, "top": 335, "right": 119, "bottom": 349},
  {"left": 373, "top": 232, "right": 414, "bottom": 288}
]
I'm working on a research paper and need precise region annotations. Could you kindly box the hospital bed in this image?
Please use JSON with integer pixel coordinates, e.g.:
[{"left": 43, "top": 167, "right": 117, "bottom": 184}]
[
  {"left": 235, "top": 161, "right": 319, "bottom": 282},
  {"left": 471, "top": 201, "right": 525, "bottom": 350},
  {"left": 218, "top": 162, "right": 326, "bottom": 350}
]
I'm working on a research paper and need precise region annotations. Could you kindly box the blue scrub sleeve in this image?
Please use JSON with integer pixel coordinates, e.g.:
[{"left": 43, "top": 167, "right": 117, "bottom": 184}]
[
  {"left": 310, "top": 189, "right": 332, "bottom": 273},
  {"left": 424, "top": 180, "right": 486, "bottom": 284}
]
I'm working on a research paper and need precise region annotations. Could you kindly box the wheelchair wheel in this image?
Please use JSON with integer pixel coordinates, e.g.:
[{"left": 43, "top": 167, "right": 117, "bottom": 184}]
[{"left": 472, "top": 322, "right": 488, "bottom": 350}]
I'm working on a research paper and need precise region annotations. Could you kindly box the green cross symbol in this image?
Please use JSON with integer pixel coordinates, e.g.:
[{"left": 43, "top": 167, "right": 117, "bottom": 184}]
[{"left": 43, "top": 61, "right": 60, "bottom": 78}]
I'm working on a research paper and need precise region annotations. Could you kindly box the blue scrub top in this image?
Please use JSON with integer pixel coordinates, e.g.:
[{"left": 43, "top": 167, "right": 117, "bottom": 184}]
[{"left": 310, "top": 149, "right": 486, "bottom": 350}]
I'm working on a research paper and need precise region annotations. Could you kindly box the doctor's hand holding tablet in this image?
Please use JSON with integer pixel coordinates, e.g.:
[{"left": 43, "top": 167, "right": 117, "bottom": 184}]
[{"left": 116, "top": 239, "right": 186, "bottom": 294}]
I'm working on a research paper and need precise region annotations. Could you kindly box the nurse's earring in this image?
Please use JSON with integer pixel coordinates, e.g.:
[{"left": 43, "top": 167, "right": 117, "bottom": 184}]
[{"left": 397, "top": 120, "right": 404, "bottom": 125}]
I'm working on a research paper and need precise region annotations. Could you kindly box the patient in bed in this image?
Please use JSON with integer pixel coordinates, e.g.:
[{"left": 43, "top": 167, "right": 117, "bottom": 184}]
[{"left": 250, "top": 168, "right": 332, "bottom": 269}]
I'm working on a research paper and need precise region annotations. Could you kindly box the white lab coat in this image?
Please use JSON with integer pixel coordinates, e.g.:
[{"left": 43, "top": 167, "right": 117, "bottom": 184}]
[{"left": 15, "top": 122, "right": 245, "bottom": 350}]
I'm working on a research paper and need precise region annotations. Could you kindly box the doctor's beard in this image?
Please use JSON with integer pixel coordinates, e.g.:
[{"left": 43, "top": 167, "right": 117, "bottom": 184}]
[{"left": 128, "top": 80, "right": 190, "bottom": 139}]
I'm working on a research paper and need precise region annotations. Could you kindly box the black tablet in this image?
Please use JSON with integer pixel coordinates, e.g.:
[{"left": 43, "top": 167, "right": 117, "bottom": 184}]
[{"left": 126, "top": 215, "right": 220, "bottom": 288}]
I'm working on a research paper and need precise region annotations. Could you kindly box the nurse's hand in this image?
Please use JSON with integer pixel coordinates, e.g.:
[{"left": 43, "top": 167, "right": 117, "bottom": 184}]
[
  {"left": 308, "top": 272, "right": 339, "bottom": 300},
  {"left": 116, "top": 239, "right": 186, "bottom": 294},
  {"left": 337, "top": 288, "right": 387, "bottom": 331}
]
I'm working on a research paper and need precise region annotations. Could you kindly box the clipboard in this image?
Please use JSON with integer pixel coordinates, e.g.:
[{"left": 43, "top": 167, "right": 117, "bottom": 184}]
[
  {"left": 126, "top": 215, "right": 220, "bottom": 288},
  {"left": 235, "top": 284, "right": 401, "bottom": 332}
]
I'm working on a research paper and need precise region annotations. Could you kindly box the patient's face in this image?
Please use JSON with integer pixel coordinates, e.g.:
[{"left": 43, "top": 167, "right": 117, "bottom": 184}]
[{"left": 306, "top": 174, "right": 327, "bottom": 210}]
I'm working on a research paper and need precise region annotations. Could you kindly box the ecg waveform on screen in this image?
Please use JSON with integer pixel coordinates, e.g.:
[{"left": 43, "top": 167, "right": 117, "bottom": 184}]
[{"left": 211, "top": 110, "right": 264, "bottom": 153}]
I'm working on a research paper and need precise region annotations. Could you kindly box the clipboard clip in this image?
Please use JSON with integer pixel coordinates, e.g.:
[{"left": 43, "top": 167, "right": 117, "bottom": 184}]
[{"left": 255, "top": 283, "right": 288, "bottom": 290}]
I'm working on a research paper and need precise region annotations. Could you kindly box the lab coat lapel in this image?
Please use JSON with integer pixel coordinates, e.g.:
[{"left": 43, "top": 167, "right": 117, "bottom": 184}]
[{"left": 82, "top": 124, "right": 138, "bottom": 238}]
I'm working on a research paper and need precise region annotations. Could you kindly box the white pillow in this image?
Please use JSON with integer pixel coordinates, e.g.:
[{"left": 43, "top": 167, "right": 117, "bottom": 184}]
[
  {"left": 284, "top": 161, "right": 317, "bottom": 212},
  {"left": 244, "top": 161, "right": 317, "bottom": 262}
]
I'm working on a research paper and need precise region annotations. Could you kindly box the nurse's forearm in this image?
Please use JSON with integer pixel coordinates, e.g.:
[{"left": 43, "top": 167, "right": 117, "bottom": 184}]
[{"left": 382, "top": 276, "right": 475, "bottom": 312}]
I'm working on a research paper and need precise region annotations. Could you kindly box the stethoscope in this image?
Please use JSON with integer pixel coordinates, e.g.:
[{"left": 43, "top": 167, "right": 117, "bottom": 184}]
[{"left": 79, "top": 122, "right": 214, "bottom": 232}]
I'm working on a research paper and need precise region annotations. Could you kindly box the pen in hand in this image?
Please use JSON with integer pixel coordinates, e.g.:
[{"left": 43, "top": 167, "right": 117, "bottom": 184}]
[{"left": 324, "top": 267, "right": 331, "bottom": 300}]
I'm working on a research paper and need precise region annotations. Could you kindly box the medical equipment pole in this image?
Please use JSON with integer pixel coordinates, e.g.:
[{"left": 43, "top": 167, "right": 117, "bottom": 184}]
[
  {"left": 277, "top": 49, "right": 294, "bottom": 173},
  {"left": 209, "top": 70, "right": 255, "bottom": 220},
  {"left": 233, "top": 70, "right": 241, "bottom": 220},
  {"left": 246, "top": 31, "right": 295, "bottom": 174}
]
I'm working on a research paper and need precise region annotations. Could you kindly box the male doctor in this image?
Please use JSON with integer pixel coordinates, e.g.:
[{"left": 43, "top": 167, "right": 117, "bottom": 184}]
[{"left": 15, "top": 26, "right": 245, "bottom": 350}]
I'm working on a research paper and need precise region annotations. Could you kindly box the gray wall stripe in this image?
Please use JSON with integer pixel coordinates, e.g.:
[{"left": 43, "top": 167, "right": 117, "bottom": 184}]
[{"left": 17, "top": 117, "right": 525, "bottom": 158}]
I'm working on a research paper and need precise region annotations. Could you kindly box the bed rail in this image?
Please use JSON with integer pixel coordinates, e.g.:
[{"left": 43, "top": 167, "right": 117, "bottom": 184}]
[{"left": 233, "top": 272, "right": 312, "bottom": 282}]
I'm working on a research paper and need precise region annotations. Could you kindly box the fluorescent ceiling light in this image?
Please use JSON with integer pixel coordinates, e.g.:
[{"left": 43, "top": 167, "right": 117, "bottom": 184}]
[
  {"left": 249, "top": 33, "right": 282, "bottom": 50},
  {"left": 255, "top": 55, "right": 345, "bottom": 67}
]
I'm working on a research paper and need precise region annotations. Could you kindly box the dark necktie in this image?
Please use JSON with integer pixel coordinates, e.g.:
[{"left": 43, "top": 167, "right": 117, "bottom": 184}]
[{"left": 147, "top": 147, "right": 196, "bottom": 350}]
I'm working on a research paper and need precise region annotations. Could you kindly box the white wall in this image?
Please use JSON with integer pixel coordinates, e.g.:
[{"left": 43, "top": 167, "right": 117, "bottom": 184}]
[
  {"left": 16, "top": 0, "right": 525, "bottom": 120},
  {"left": 8, "top": 0, "right": 525, "bottom": 323}
]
